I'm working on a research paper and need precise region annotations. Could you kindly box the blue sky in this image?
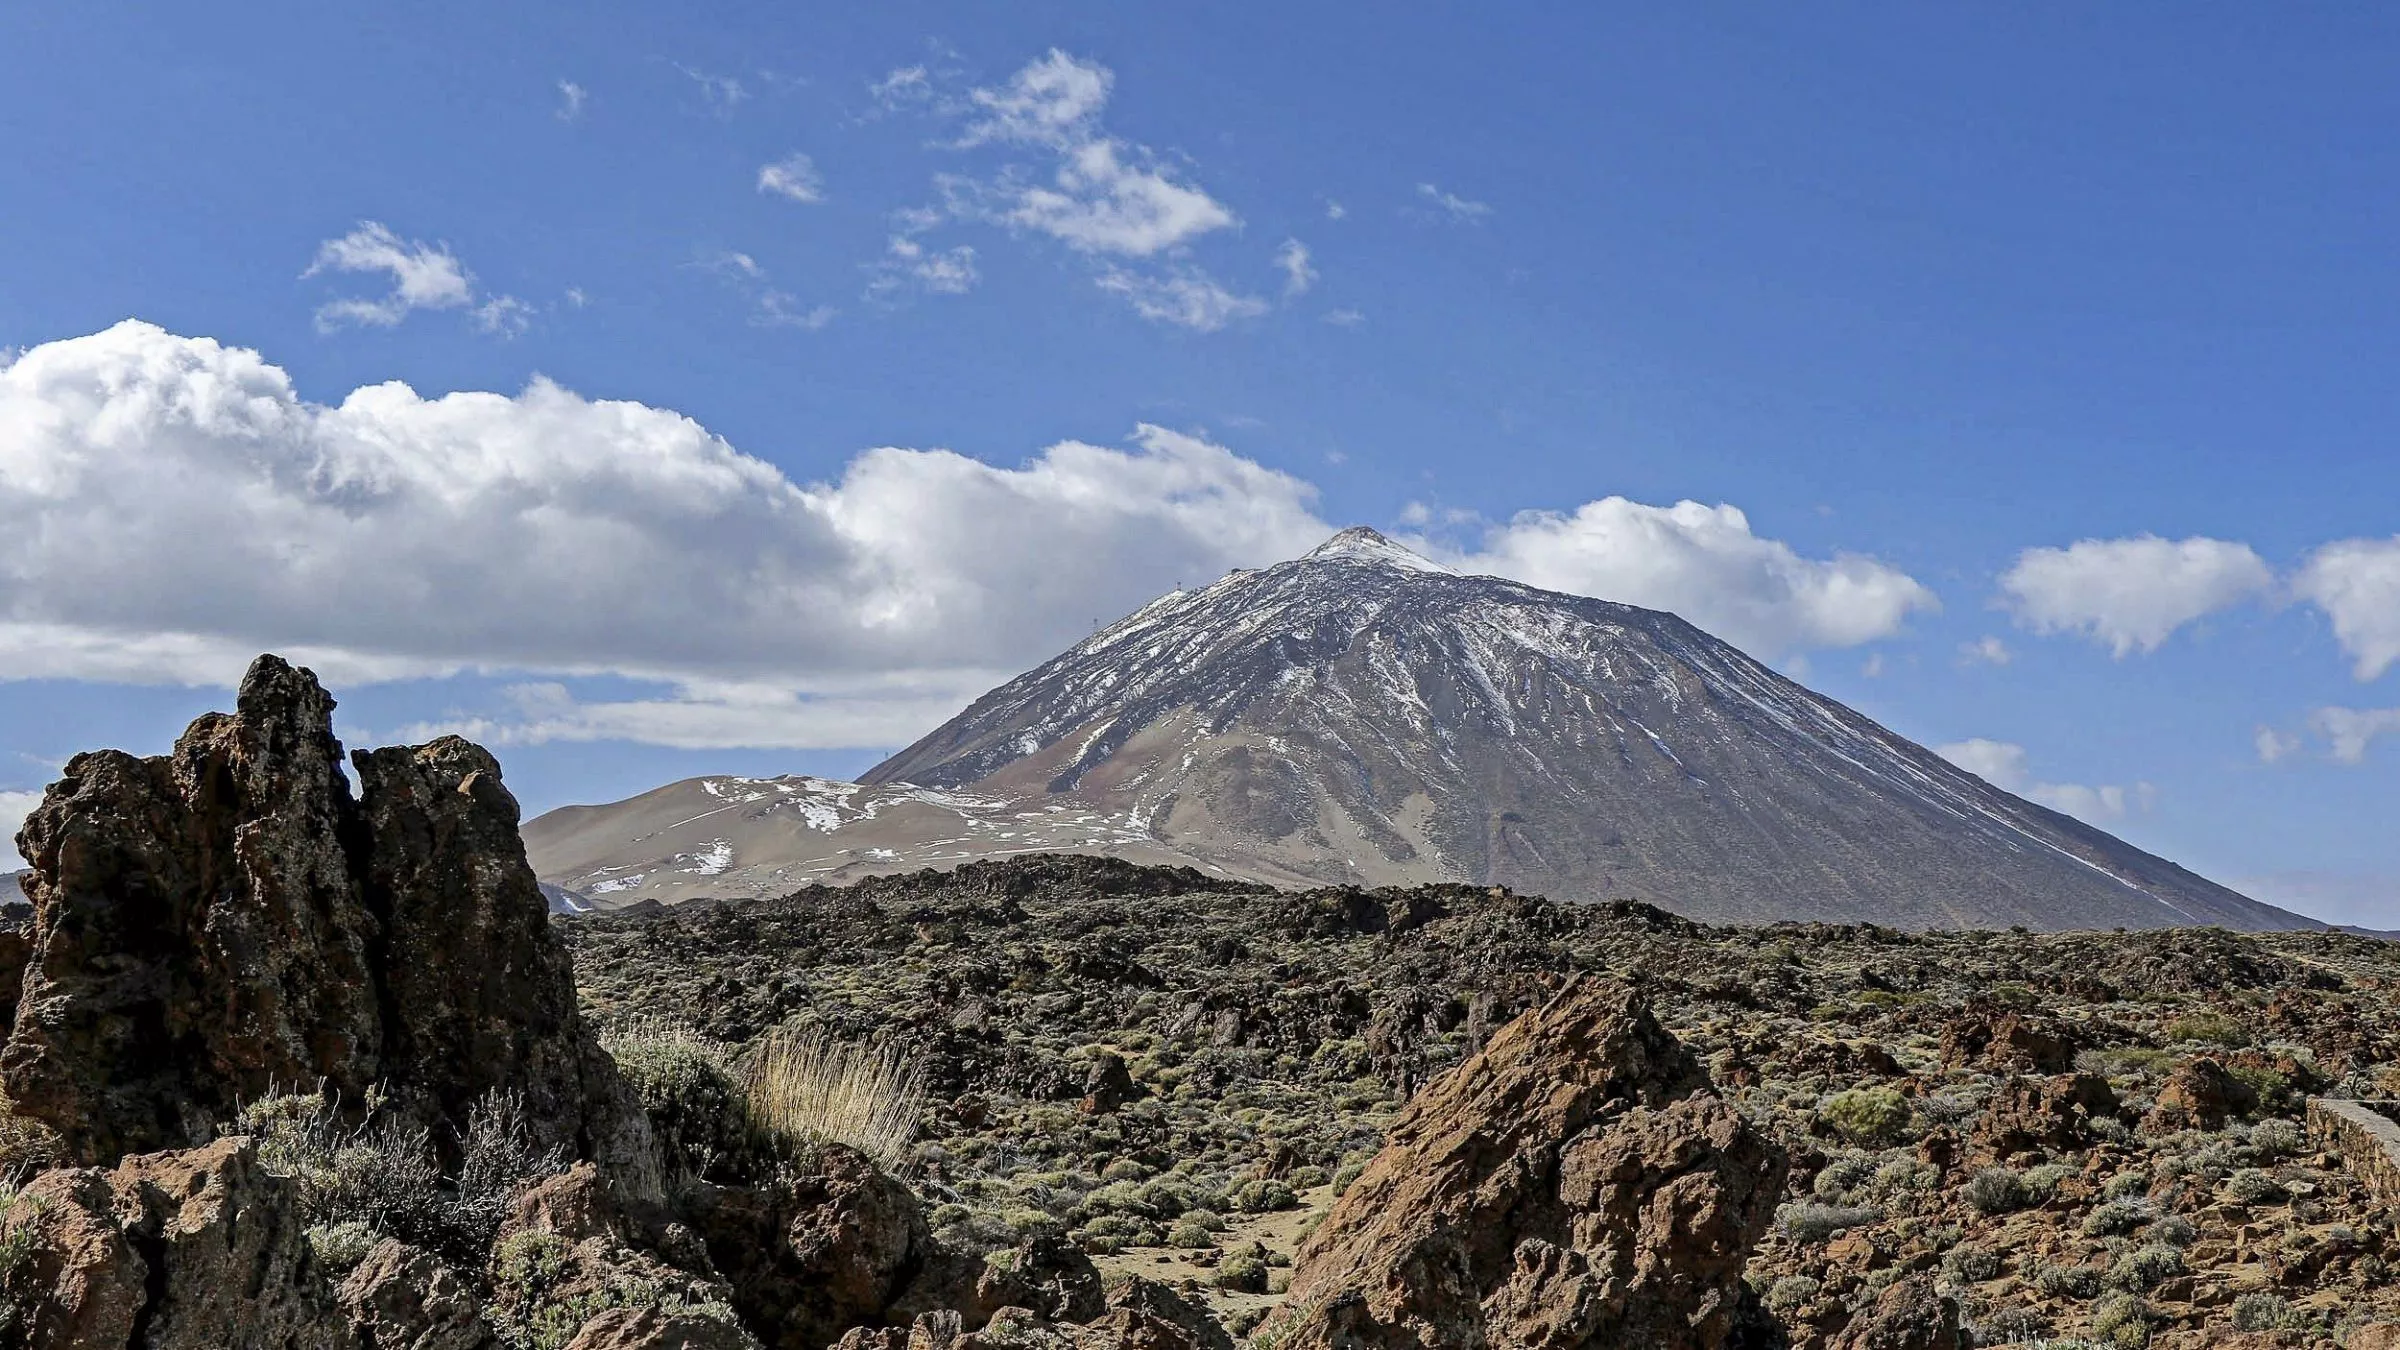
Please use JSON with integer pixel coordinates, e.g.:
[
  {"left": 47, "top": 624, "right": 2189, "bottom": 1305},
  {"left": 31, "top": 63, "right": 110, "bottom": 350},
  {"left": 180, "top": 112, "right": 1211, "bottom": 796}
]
[{"left": 4, "top": 4, "right": 2399, "bottom": 924}]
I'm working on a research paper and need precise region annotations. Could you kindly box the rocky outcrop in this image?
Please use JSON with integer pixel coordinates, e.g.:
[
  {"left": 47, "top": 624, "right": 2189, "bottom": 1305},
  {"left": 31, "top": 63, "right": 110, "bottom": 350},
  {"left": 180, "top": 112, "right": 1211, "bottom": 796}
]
[
  {"left": 683, "top": 1145, "right": 934, "bottom": 1349},
  {"left": 1938, "top": 1007, "right": 2074, "bottom": 1074},
  {"left": 1969, "top": 1073, "right": 2119, "bottom": 1162},
  {"left": 1262, "top": 978, "right": 1787, "bottom": 1350},
  {"left": 1, "top": 655, "right": 648, "bottom": 1173},
  {"left": 2146, "top": 1057, "right": 2256, "bottom": 1135},
  {"left": 337, "top": 1239, "right": 495, "bottom": 1350},
  {"left": 0, "top": 1137, "right": 348, "bottom": 1348},
  {"left": 1827, "top": 1276, "right": 1960, "bottom": 1350}
]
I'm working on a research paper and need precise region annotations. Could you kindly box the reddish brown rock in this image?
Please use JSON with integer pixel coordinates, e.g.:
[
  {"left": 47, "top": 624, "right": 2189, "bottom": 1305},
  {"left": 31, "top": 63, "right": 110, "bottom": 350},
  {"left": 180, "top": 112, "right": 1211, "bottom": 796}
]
[
  {"left": 1827, "top": 1275, "right": 1960, "bottom": 1350},
  {"left": 686, "top": 1144, "right": 934, "bottom": 1350},
  {"left": 1, "top": 1137, "right": 349, "bottom": 1349},
  {"left": 337, "top": 1238, "right": 494, "bottom": 1350},
  {"left": 0, "top": 655, "right": 649, "bottom": 1174},
  {"left": 1940, "top": 1007, "right": 2075, "bottom": 1074},
  {"left": 564, "top": 1306, "right": 760, "bottom": 1350},
  {"left": 1262, "top": 978, "right": 1786, "bottom": 1350},
  {"left": 2146, "top": 1057, "right": 2256, "bottom": 1135},
  {"left": 1971, "top": 1073, "right": 2118, "bottom": 1162}
]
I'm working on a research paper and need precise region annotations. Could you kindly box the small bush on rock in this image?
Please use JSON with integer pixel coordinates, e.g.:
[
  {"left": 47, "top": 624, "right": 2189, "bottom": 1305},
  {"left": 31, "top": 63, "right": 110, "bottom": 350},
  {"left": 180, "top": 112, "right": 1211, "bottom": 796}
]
[
  {"left": 1819, "top": 1088, "right": 1912, "bottom": 1145},
  {"left": 601, "top": 1020, "right": 744, "bottom": 1182},
  {"left": 1765, "top": 1274, "right": 1821, "bottom": 1313},
  {"left": 2232, "top": 1292, "right": 2296, "bottom": 1332},
  {"left": 1963, "top": 1166, "right": 2031, "bottom": 1215},
  {"left": 1777, "top": 1201, "right": 1878, "bottom": 1243},
  {"left": 2108, "top": 1244, "right": 2183, "bottom": 1292},
  {"left": 305, "top": 1220, "right": 382, "bottom": 1276},
  {"left": 2034, "top": 1262, "right": 2105, "bottom": 1299},
  {"left": 2087, "top": 1293, "right": 2155, "bottom": 1348},
  {"left": 1229, "top": 1178, "right": 1297, "bottom": 1213},
  {"left": 2226, "top": 1167, "right": 2286, "bottom": 1205},
  {"left": 745, "top": 1025, "right": 927, "bottom": 1171},
  {"left": 1943, "top": 1243, "right": 2004, "bottom": 1283}
]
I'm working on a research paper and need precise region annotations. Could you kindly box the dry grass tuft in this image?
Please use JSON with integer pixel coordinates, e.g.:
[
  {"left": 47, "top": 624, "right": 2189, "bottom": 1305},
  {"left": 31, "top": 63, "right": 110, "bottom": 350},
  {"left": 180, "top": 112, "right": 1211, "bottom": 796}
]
[{"left": 744, "top": 1027, "right": 926, "bottom": 1170}]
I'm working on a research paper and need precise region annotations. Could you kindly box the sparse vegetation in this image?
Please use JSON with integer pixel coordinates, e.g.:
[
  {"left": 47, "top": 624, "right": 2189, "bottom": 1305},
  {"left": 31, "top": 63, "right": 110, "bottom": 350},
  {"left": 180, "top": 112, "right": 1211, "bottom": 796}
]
[{"left": 744, "top": 1025, "right": 928, "bottom": 1170}]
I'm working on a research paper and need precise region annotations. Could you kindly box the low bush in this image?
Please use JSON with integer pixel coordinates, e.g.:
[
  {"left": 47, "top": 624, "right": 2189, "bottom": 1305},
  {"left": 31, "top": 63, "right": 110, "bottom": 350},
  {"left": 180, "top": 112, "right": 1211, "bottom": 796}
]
[
  {"left": 2231, "top": 1292, "right": 2295, "bottom": 1333},
  {"left": 1819, "top": 1088, "right": 1913, "bottom": 1146},
  {"left": 2163, "top": 1012, "right": 2248, "bottom": 1048},
  {"left": 1963, "top": 1167, "right": 2030, "bottom": 1215},
  {"left": 1942, "top": 1243, "right": 2004, "bottom": 1283},
  {"left": 2226, "top": 1168, "right": 2286, "bottom": 1206},
  {"left": 745, "top": 1026, "right": 927, "bottom": 1171},
  {"left": 1776, "top": 1201, "right": 1877, "bottom": 1244},
  {"left": 2087, "top": 1293, "right": 2155, "bottom": 1348},
  {"left": 2033, "top": 1262, "right": 2105, "bottom": 1299},
  {"left": 1764, "top": 1274, "right": 1820, "bottom": 1313},
  {"left": 2082, "top": 1201, "right": 2147, "bottom": 1237},
  {"left": 600, "top": 1020, "right": 744, "bottom": 1183},
  {"left": 2108, "top": 1244, "right": 2183, "bottom": 1293}
]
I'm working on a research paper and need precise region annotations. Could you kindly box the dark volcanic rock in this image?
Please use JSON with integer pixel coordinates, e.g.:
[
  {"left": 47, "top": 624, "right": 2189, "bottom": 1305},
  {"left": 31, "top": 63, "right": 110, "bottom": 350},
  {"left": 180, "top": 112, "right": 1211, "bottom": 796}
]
[
  {"left": 0, "top": 655, "right": 647, "bottom": 1171},
  {"left": 1265, "top": 978, "right": 1787, "bottom": 1350}
]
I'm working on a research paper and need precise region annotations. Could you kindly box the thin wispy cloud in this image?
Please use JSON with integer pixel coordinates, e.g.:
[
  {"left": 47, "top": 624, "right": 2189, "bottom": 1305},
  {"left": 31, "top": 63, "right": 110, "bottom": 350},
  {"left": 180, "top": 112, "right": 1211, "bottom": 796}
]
[
  {"left": 1274, "top": 239, "right": 1316, "bottom": 298},
  {"left": 555, "top": 80, "right": 588, "bottom": 122},
  {"left": 757, "top": 152, "right": 825, "bottom": 203},
  {"left": 679, "top": 65, "right": 748, "bottom": 113},
  {"left": 695, "top": 250, "right": 833, "bottom": 329},
  {"left": 1095, "top": 267, "right": 1267, "bottom": 332},
  {"left": 1321, "top": 308, "right": 1365, "bottom": 327},
  {"left": 1416, "top": 182, "right": 1493, "bottom": 221}
]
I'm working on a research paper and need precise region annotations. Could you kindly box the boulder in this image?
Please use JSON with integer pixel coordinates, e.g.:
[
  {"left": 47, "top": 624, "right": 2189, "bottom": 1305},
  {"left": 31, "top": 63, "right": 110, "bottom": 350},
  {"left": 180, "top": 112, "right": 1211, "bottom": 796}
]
[
  {"left": 685, "top": 1145, "right": 933, "bottom": 1349},
  {"left": 0, "top": 654, "right": 650, "bottom": 1175},
  {"left": 1970, "top": 1073, "right": 2119, "bottom": 1161},
  {"left": 338, "top": 1239, "right": 496, "bottom": 1350},
  {"left": 1939, "top": 1008, "right": 2074, "bottom": 1074},
  {"left": 1827, "top": 1275, "right": 1960, "bottom": 1350},
  {"left": 1261, "top": 978, "right": 1787, "bottom": 1350},
  {"left": 564, "top": 1307, "right": 761, "bottom": 1350},
  {"left": 2146, "top": 1057, "right": 2256, "bottom": 1134},
  {"left": 0, "top": 1136, "right": 351, "bottom": 1349}
]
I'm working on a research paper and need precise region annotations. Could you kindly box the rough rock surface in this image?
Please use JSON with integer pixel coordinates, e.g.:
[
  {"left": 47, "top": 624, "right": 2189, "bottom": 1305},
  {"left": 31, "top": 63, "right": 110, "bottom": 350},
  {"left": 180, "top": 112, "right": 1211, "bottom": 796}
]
[
  {"left": 2146, "top": 1057, "right": 2257, "bottom": 1134},
  {"left": 338, "top": 1239, "right": 495, "bottom": 1350},
  {"left": 0, "top": 655, "right": 647, "bottom": 1171},
  {"left": 1825, "top": 1276, "right": 1960, "bottom": 1350},
  {"left": 1263, "top": 978, "right": 1787, "bottom": 1350},
  {"left": 685, "top": 1144, "right": 934, "bottom": 1349},
  {"left": 0, "top": 1136, "right": 348, "bottom": 1349}
]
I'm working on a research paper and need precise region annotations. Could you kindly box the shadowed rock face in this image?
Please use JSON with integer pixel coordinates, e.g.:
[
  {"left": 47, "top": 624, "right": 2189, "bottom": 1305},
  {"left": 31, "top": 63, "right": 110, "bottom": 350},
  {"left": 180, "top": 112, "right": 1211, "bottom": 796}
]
[
  {"left": 1, "top": 654, "right": 647, "bottom": 1171},
  {"left": 1266, "top": 978, "right": 1787, "bottom": 1350}
]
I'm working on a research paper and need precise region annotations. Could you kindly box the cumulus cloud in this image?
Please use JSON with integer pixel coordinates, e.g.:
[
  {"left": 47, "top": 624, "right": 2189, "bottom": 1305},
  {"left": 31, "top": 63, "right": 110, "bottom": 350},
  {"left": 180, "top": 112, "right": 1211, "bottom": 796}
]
[
  {"left": 884, "top": 50, "right": 1247, "bottom": 328},
  {"left": 1095, "top": 268, "right": 1267, "bottom": 332},
  {"left": 757, "top": 153, "right": 825, "bottom": 203},
  {"left": 1936, "top": 738, "right": 2155, "bottom": 824},
  {"left": 0, "top": 324, "right": 1950, "bottom": 748},
  {"left": 2309, "top": 706, "right": 2400, "bottom": 764},
  {"left": 0, "top": 323, "right": 1329, "bottom": 702},
  {"left": 1997, "top": 534, "right": 2271, "bottom": 656},
  {"left": 304, "top": 223, "right": 482, "bottom": 331},
  {"left": 2295, "top": 537, "right": 2400, "bottom": 680},
  {"left": 1274, "top": 239, "right": 1316, "bottom": 298},
  {"left": 1445, "top": 499, "right": 1938, "bottom": 658},
  {"left": 1, "top": 788, "right": 38, "bottom": 870},
  {"left": 1415, "top": 182, "right": 1492, "bottom": 221}
]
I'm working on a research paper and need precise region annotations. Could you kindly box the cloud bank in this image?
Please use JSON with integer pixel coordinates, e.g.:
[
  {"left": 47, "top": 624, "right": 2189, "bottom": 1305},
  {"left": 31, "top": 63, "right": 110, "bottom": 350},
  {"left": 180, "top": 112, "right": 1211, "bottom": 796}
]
[
  {"left": 1997, "top": 535, "right": 2272, "bottom": 656},
  {"left": 0, "top": 322, "right": 1938, "bottom": 747},
  {"left": 1936, "top": 738, "right": 2155, "bottom": 824}
]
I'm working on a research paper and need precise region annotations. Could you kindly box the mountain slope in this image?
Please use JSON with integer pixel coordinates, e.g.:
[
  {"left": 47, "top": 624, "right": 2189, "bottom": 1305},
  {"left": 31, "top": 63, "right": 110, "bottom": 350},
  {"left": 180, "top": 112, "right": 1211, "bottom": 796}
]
[{"left": 854, "top": 527, "right": 2305, "bottom": 931}]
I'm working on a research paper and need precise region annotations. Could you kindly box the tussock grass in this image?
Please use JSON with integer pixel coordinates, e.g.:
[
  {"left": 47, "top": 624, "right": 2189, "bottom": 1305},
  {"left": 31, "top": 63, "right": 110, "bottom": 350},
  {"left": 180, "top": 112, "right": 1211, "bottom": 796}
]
[{"left": 744, "top": 1026, "right": 927, "bottom": 1170}]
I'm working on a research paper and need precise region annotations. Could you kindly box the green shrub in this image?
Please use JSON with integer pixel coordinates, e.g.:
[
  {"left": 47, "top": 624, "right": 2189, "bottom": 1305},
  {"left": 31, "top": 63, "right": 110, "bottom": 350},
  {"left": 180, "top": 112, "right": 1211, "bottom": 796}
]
[
  {"left": 2226, "top": 1168, "right": 2286, "bottom": 1205},
  {"left": 1765, "top": 1274, "right": 1820, "bottom": 1313},
  {"left": 2143, "top": 1214, "right": 2195, "bottom": 1247},
  {"left": 1287, "top": 1164, "right": 1330, "bottom": 1190},
  {"left": 1166, "top": 1220, "right": 1216, "bottom": 1249},
  {"left": 1813, "top": 1156, "right": 1875, "bottom": 1203},
  {"left": 1818, "top": 1088, "right": 1913, "bottom": 1145},
  {"left": 1942, "top": 1243, "right": 2004, "bottom": 1283},
  {"left": 1776, "top": 1202, "right": 1877, "bottom": 1244},
  {"left": 2164, "top": 1012, "right": 2248, "bottom": 1048},
  {"left": 1229, "top": 1178, "right": 1297, "bottom": 1213},
  {"left": 1963, "top": 1167, "right": 2030, "bottom": 1215},
  {"left": 2231, "top": 1292, "right": 2295, "bottom": 1332},
  {"left": 600, "top": 1020, "right": 744, "bottom": 1182},
  {"left": 2082, "top": 1202, "right": 2146, "bottom": 1237},
  {"left": 2022, "top": 1162, "right": 2075, "bottom": 1201},
  {"left": 2034, "top": 1262, "right": 2105, "bottom": 1299},
  {"left": 2088, "top": 1293, "right": 2155, "bottom": 1348},
  {"left": 1332, "top": 1160, "right": 1366, "bottom": 1196},
  {"left": 304, "top": 1219, "right": 382, "bottom": 1275},
  {"left": 1214, "top": 1248, "right": 1269, "bottom": 1292},
  {"left": 2108, "top": 1244, "right": 2183, "bottom": 1292}
]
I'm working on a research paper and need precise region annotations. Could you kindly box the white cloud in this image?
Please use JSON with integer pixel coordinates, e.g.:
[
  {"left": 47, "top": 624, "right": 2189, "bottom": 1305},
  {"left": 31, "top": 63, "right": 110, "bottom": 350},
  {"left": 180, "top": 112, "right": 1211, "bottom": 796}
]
[
  {"left": 1861, "top": 653, "right": 1885, "bottom": 678},
  {"left": 1997, "top": 534, "right": 2271, "bottom": 656},
  {"left": 1321, "top": 308, "right": 1365, "bottom": 328},
  {"left": 1325, "top": 200, "right": 1346, "bottom": 221},
  {"left": 0, "top": 323, "right": 1330, "bottom": 711},
  {"left": 1416, "top": 182, "right": 1492, "bottom": 221},
  {"left": 303, "top": 223, "right": 475, "bottom": 331},
  {"left": 2295, "top": 537, "right": 2400, "bottom": 680},
  {"left": 867, "top": 226, "right": 980, "bottom": 299},
  {"left": 679, "top": 65, "right": 747, "bottom": 113},
  {"left": 0, "top": 323, "right": 1953, "bottom": 750},
  {"left": 754, "top": 294, "right": 836, "bottom": 329},
  {"left": 1935, "top": 738, "right": 2155, "bottom": 824},
  {"left": 997, "top": 137, "right": 1236, "bottom": 257},
  {"left": 2255, "top": 725, "right": 2301, "bottom": 763},
  {"left": 1959, "top": 635, "right": 2012, "bottom": 666},
  {"left": 2310, "top": 706, "right": 2400, "bottom": 764},
  {"left": 1443, "top": 499, "right": 1938, "bottom": 658},
  {"left": 556, "top": 80, "right": 587, "bottom": 122},
  {"left": 961, "top": 49, "right": 1114, "bottom": 148},
  {"left": 757, "top": 153, "right": 825, "bottom": 203},
  {"left": 1, "top": 788, "right": 39, "bottom": 871},
  {"left": 1274, "top": 239, "right": 1316, "bottom": 298},
  {"left": 1095, "top": 268, "right": 1268, "bottom": 332},
  {"left": 870, "top": 65, "right": 933, "bottom": 111},
  {"left": 472, "top": 296, "right": 533, "bottom": 337}
]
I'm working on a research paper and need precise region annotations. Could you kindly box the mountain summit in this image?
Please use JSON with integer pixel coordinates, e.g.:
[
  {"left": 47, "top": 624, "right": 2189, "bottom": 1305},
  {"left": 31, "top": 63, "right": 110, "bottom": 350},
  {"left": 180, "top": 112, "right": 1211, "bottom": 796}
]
[{"left": 851, "top": 527, "right": 2302, "bottom": 930}]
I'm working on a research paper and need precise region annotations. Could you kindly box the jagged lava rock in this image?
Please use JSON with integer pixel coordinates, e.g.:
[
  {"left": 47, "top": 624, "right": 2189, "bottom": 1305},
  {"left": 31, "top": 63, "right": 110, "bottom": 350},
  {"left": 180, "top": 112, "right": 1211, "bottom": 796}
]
[
  {"left": 1, "top": 654, "right": 647, "bottom": 1172},
  {"left": 1264, "top": 978, "right": 1787, "bottom": 1350}
]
